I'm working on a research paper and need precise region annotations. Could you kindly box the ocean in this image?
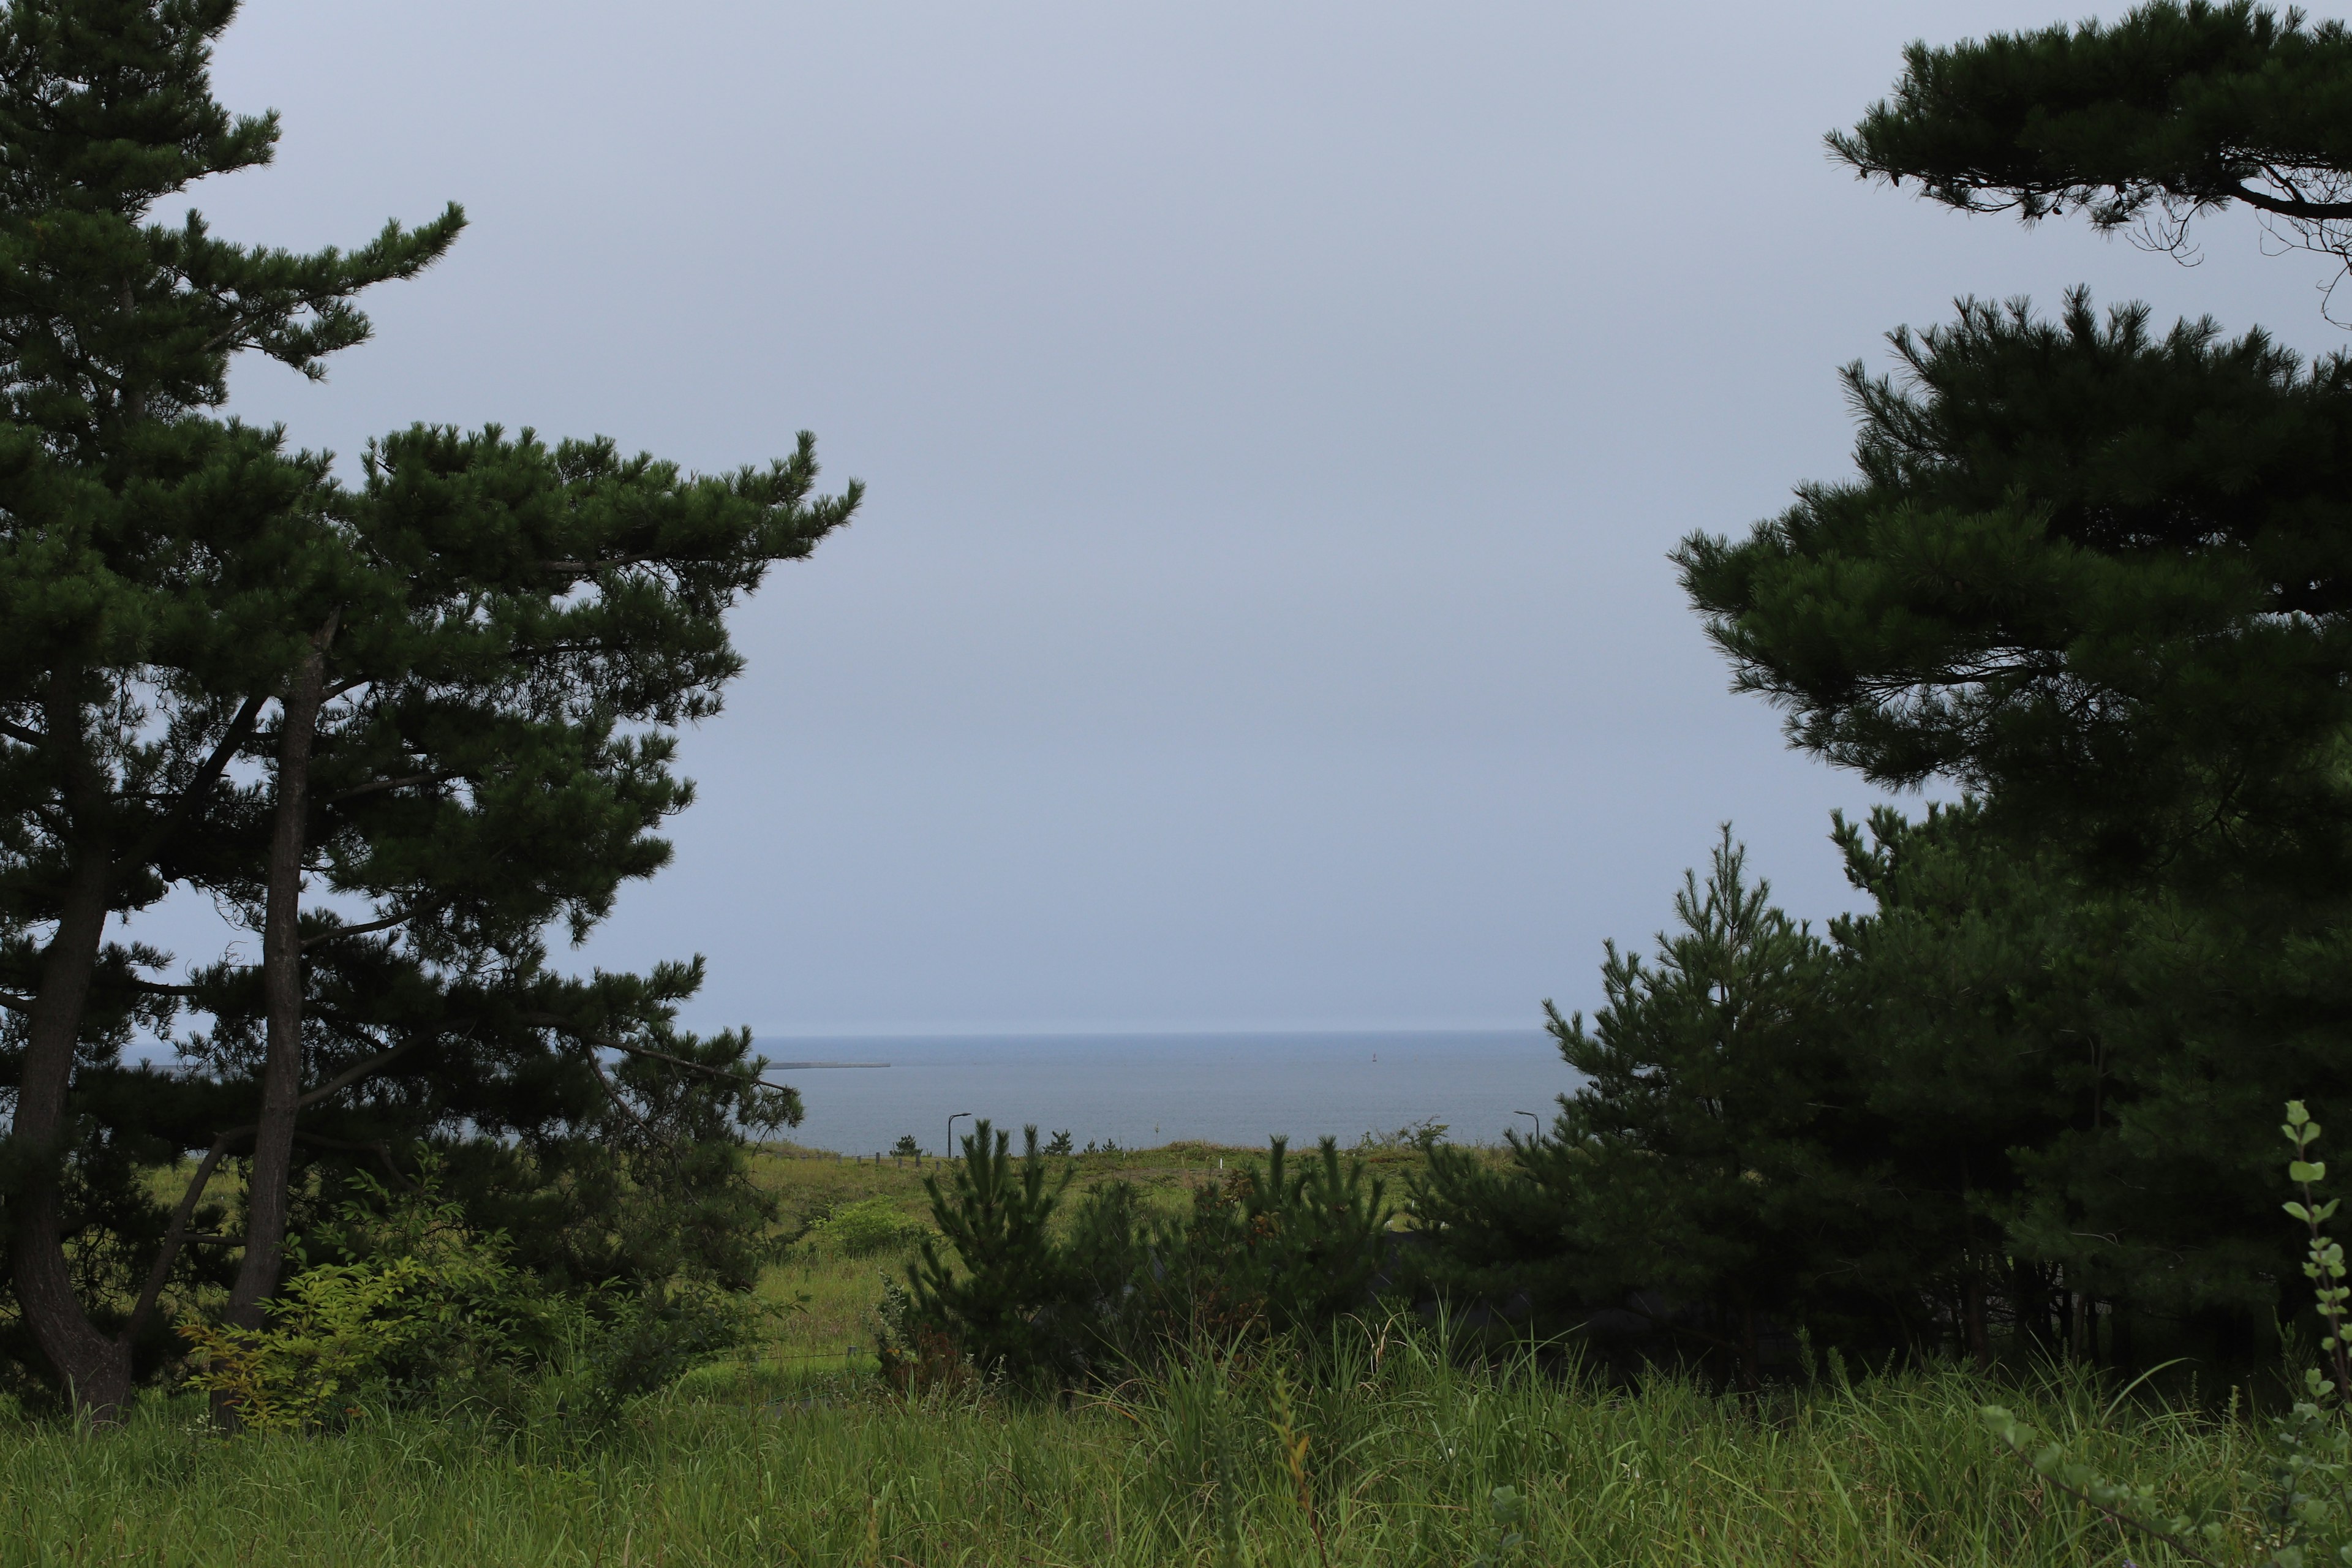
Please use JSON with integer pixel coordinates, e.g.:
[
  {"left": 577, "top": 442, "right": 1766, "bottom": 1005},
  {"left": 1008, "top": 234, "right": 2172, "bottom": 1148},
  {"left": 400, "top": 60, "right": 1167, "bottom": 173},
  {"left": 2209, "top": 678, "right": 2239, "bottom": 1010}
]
[{"left": 757, "top": 1029, "right": 1576, "bottom": 1156}]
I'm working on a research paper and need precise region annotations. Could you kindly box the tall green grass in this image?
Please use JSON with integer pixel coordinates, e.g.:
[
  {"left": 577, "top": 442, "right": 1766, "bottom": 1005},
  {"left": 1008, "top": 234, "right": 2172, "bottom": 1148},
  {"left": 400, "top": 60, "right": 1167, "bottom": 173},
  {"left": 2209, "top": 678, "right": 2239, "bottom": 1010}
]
[{"left": 0, "top": 1326, "right": 2269, "bottom": 1566}]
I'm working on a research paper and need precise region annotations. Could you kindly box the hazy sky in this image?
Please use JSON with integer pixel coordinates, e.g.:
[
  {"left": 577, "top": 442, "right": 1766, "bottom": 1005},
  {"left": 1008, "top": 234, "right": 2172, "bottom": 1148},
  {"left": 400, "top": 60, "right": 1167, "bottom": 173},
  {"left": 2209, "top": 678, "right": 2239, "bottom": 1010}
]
[{"left": 143, "top": 0, "right": 2352, "bottom": 1036}]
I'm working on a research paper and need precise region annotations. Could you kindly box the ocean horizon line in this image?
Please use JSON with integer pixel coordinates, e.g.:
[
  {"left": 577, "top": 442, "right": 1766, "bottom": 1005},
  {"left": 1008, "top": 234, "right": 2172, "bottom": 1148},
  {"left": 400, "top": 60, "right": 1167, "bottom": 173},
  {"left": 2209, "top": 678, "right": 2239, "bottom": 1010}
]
[{"left": 748, "top": 1023, "right": 1544, "bottom": 1041}]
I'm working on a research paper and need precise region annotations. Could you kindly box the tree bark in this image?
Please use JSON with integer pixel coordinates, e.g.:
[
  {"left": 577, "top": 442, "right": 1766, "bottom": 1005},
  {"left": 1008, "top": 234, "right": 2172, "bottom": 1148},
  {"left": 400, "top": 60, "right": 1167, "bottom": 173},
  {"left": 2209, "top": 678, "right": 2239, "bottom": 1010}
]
[
  {"left": 6, "top": 680, "right": 276, "bottom": 1419},
  {"left": 2009, "top": 1258, "right": 2054, "bottom": 1357},
  {"left": 226, "top": 614, "right": 337, "bottom": 1331},
  {"left": 1963, "top": 1272, "right": 1991, "bottom": 1373},
  {"left": 7, "top": 848, "right": 134, "bottom": 1419}
]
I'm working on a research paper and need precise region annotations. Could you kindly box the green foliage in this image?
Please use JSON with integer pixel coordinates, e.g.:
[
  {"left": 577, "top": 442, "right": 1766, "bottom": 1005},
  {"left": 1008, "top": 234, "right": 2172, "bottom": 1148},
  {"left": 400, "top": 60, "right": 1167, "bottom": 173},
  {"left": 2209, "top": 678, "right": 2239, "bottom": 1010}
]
[
  {"left": 889, "top": 1134, "right": 922, "bottom": 1158},
  {"left": 1979, "top": 1102, "right": 2352, "bottom": 1567},
  {"left": 1676, "top": 289, "right": 2352, "bottom": 889},
  {"left": 1646, "top": 9, "right": 2352, "bottom": 1341},
  {"left": 1413, "top": 807, "right": 2338, "bottom": 1352},
  {"left": 0, "top": 0, "right": 856, "bottom": 1412},
  {"left": 815, "top": 1197, "right": 925, "bottom": 1258},
  {"left": 1412, "top": 829, "right": 1885, "bottom": 1365},
  {"left": 177, "top": 1164, "right": 752, "bottom": 1436},
  {"left": 0, "top": 1334, "right": 2300, "bottom": 1565},
  {"left": 178, "top": 1169, "right": 538, "bottom": 1432},
  {"left": 1831, "top": 1, "right": 2352, "bottom": 315},
  {"left": 894, "top": 1120, "right": 1390, "bottom": 1386},
  {"left": 1357, "top": 1118, "right": 1448, "bottom": 1153},
  {"left": 899, "top": 1121, "right": 1076, "bottom": 1382},
  {"left": 1084, "top": 1135, "right": 1390, "bottom": 1355}
]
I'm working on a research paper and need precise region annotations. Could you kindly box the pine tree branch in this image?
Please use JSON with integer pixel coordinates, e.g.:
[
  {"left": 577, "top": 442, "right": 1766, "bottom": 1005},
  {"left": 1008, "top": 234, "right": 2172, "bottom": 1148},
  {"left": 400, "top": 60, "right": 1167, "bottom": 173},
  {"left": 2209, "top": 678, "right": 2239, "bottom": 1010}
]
[
  {"left": 298, "top": 900, "right": 443, "bottom": 951},
  {"left": 325, "top": 771, "right": 456, "bottom": 806},
  {"left": 597, "top": 1034, "right": 764, "bottom": 1082},
  {"left": 0, "top": 718, "right": 46, "bottom": 748},
  {"left": 290, "top": 1131, "right": 420, "bottom": 1193},
  {"left": 294, "top": 1040, "right": 421, "bottom": 1111},
  {"left": 536, "top": 1020, "right": 799, "bottom": 1096},
  {"left": 121, "top": 1133, "right": 245, "bottom": 1344},
  {"left": 2230, "top": 181, "right": 2352, "bottom": 222},
  {"left": 584, "top": 1049, "right": 675, "bottom": 1158},
  {"left": 135, "top": 693, "right": 265, "bottom": 867}
]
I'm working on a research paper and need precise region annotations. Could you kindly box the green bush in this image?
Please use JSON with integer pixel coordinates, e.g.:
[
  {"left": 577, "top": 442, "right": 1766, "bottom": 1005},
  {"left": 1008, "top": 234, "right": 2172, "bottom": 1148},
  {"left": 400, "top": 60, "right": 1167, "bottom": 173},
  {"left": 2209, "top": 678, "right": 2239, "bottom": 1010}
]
[
  {"left": 179, "top": 1164, "right": 753, "bottom": 1435},
  {"left": 816, "top": 1197, "right": 929, "bottom": 1257},
  {"left": 891, "top": 1120, "right": 1390, "bottom": 1387},
  {"left": 181, "top": 1169, "right": 548, "bottom": 1430}
]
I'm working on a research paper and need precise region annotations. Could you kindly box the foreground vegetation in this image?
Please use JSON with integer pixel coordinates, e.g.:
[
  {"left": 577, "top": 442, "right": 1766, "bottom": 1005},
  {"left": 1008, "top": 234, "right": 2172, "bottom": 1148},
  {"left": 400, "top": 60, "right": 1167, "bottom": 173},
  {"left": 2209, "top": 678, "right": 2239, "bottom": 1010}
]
[
  {"left": 0, "top": 1135, "right": 2276, "bottom": 1566},
  {"left": 0, "top": 1338, "right": 2286, "bottom": 1567}
]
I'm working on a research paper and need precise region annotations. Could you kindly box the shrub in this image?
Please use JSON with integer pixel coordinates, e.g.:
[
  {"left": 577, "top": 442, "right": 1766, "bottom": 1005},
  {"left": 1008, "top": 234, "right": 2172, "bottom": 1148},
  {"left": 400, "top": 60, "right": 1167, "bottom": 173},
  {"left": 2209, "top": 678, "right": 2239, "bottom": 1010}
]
[
  {"left": 891, "top": 1123, "right": 1391, "bottom": 1387},
  {"left": 816, "top": 1197, "right": 928, "bottom": 1257},
  {"left": 180, "top": 1169, "right": 540, "bottom": 1431},
  {"left": 1083, "top": 1136, "right": 1391, "bottom": 1357},
  {"left": 179, "top": 1164, "right": 756, "bottom": 1434}
]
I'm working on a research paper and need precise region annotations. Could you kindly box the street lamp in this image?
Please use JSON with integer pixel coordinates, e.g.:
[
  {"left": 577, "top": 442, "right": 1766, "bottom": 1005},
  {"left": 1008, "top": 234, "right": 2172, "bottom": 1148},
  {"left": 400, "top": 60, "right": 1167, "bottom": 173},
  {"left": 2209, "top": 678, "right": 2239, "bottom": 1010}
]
[
  {"left": 947, "top": 1111, "right": 973, "bottom": 1161},
  {"left": 1515, "top": 1109, "right": 1542, "bottom": 1142}
]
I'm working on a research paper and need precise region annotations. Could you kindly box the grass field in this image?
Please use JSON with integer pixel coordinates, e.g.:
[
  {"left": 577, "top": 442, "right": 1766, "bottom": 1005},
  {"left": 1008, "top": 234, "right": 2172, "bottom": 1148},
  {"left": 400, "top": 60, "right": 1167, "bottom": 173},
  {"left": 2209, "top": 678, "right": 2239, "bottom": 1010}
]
[
  {"left": 0, "top": 1337, "right": 2264, "bottom": 1566},
  {"left": 0, "top": 1142, "right": 2289, "bottom": 1566}
]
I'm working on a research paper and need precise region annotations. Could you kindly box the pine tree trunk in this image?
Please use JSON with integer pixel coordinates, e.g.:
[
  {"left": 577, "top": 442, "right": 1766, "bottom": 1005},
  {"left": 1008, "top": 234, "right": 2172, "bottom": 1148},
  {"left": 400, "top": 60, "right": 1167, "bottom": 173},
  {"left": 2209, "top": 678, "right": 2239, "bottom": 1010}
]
[
  {"left": 2008, "top": 1259, "right": 2053, "bottom": 1357},
  {"left": 6, "top": 680, "right": 135, "bottom": 1419},
  {"left": 227, "top": 616, "right": 337, "bottom": 1332},
  {"left": 7, "top": 848, "right": 134, "bottom": 1419},
  {"left": 1963, "top": 1273, "right": 1991, "bottom": 1373}
]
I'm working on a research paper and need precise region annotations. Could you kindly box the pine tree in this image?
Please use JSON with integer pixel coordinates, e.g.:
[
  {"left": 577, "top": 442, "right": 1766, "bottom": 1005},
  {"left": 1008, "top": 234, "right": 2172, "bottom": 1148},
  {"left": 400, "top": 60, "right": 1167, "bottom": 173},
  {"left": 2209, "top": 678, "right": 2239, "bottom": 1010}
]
[
  {"left": 1413, "top": 831, "right": 1880, "bottom": 1378},
  {"left": 1831, "top": 0, "right": 2352, "bottom": 318},
  {"left": 0, "top": 0, "right": 459, "bottom": 1417},
  {"left": 1665, "top": 0, "right": 2352, "bottom": 1348},
  {"left": 208, "top": 423, "right": 853, "bottom": 1333},
  {"left": 0, "top": 1, "right": 859, "bottom": 1418},
  {"left": 1826, "top": 804, "right": 2148, "bottom": 1360},
  {"left": 1676, "top": 289, "right": 2352, "bottom": 890}
]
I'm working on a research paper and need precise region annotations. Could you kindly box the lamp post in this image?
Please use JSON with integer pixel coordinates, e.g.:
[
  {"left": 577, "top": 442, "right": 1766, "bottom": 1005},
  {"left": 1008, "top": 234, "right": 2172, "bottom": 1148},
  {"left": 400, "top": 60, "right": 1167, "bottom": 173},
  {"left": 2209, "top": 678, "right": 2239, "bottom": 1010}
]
[
  {"left": 1515, "top": 1109, "right": 1542, "bottom": 1142},
  {"left": 947, "top": 1110, "right": 973, "bottom": 1162}
]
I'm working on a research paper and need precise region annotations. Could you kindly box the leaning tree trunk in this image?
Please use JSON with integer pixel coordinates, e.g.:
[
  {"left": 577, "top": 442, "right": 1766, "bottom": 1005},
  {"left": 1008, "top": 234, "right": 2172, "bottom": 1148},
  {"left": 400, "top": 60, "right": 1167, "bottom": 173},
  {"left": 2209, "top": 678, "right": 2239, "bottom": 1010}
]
[
  {"left": 226, "top": 616, "right": 337, "bottom": 1332},
  {"left": 8, "top": 849, "right": 135, "bottom": 1419},
  {"left": 6, "top": 680, "right": 136, "bottom": 1419}
]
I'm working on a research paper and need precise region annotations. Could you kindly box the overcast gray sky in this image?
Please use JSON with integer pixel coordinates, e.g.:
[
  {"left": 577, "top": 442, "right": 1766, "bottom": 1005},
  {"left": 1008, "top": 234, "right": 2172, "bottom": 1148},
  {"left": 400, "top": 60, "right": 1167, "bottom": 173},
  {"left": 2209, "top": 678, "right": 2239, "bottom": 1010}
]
[{"left": 149, "top": 0, "right": 2352, "bottom": 1036}]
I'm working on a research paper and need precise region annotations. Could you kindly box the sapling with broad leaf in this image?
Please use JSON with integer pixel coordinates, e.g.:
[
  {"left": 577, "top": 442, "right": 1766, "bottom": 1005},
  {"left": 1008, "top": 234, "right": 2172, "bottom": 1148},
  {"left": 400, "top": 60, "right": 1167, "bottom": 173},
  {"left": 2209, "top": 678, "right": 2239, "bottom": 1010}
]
[{"left": 1980, "top": 1100, "right": 2352, "bottom": 1566}]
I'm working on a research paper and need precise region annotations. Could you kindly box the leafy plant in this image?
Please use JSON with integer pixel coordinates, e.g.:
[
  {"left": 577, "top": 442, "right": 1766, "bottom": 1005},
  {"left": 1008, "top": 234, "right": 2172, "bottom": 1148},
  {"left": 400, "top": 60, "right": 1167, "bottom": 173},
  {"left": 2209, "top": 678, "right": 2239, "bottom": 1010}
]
[
  {"left": 1980, "top": 1100, "right": 2352, "bottom": 1566},
  {"left": 1472, "top": 1485, "right": 1531, "bottom": 1567},
  {"left": 891, "top": 1135, "right": 923, "bottom": 1159},
  {"left": 817, "top": 1197, "right": 927, "bottom": 1257},
  {"left": 180, "top": 1169, "right": 532, "bottom": 1431},
  {"left": 180, "top": 1162, "right": 753, "bottom": 1435}
]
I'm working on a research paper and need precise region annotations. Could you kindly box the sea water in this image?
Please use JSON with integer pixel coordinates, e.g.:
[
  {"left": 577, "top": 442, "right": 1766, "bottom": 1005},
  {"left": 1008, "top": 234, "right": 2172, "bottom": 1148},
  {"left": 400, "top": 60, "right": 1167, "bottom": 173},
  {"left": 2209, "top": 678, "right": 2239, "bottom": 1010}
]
[{"left": 760, "top": 1029, "right": 1576, "bottom": 1156}]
